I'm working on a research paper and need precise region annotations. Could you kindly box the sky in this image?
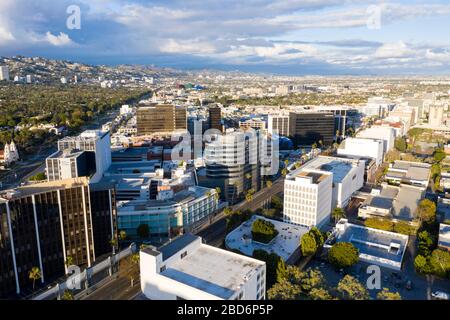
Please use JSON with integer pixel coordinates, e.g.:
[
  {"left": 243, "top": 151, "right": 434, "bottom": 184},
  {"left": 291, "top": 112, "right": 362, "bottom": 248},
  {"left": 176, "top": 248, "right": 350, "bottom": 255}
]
[{"left": 1, "top": 0, "right": 450, "bottom": 75}]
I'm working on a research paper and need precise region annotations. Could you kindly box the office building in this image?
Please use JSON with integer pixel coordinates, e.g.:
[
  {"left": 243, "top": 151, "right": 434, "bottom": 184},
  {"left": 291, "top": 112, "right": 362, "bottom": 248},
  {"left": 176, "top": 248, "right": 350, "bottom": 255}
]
[
  {"left": 0, "top": 178, "right": 117, "bottom": 298},
  {"left": 137, "top": 104, "right": 187, "bottom": 135},
  {"left": 324, "top": 219, "right": 409, "bottom": 270},
  {"left": 289, "top": 112, "right": 335, "bottom": 146},
  {"left": 429, "top": 105, "right": 445, "bottom": 127},
  {"left": 337, "top": 138, "right": 384, "bottom": 166},
  {"left": 140, "top": 234, "right": 266, "bottom": 300},
  {"left": 201, "top": 129, "right": 261, "bottom": 203},
  {"left": 284, "top": 169, "right": 333, "bottom": 228},
  {"left": 239, "top": 118, "right": 266, "bottom": 131},
  {"left": 117, "top": 186, "right": 218, "bottom": 239},
  {"left": 46, "top": 149, "right": 96, "bottom": 181},
  {"left": 294, "top": 156, "right": 365, "bottom": 209},
  {"left": 57, "top": 130, "right": 112, "bottom": 183},
  {"left": 0, "top": 66, "right": 10, "bottom": 81},
  {"left": 208, "top": 106, "right": 223, "bottom": 132},
  {"left": 268, "top": 114, "right": 290, "bottom": 136},
  {"left": 357, "top": 126, "right": 396, "bottom": 153}
]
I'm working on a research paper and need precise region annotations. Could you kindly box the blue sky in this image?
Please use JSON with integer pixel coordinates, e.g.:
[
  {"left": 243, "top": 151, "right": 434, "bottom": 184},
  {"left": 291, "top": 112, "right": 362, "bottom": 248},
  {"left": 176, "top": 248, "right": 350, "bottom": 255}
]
[{"left": 1, "top": 0, "right": 450, "bottom": 75}]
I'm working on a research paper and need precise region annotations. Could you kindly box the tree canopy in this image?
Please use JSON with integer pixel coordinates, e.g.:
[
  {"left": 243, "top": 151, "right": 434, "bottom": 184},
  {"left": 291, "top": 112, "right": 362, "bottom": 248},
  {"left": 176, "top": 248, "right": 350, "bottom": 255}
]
[{"left": 328, "top": 242, "right": 359, "bottom": 269}]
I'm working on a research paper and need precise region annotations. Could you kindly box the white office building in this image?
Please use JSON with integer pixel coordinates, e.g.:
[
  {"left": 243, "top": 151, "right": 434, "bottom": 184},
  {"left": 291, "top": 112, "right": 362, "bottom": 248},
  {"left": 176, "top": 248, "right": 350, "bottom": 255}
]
[
  {"left": 0, "top": 66, "right": 9, "bottom": 81},
  {"left": 268, "top": 114, "right": 290, "bottom": 136},
  {"left": 284, "top": 169, "right": 333, "bottom": 228},
  {"left": 337, "top": 137, "right": 384, "bottom": 166},
  {"left": 140, "top": 234, "right": 266, "bottom": 300},
  {"left": 297, "top": 156, "right": 365, "bottom": 208},
  {"left": 357, "top": 126, "right": 396, "bottom": 153},
  {"left": 57, "top": 130, "right": 112, "bottom": 183}
]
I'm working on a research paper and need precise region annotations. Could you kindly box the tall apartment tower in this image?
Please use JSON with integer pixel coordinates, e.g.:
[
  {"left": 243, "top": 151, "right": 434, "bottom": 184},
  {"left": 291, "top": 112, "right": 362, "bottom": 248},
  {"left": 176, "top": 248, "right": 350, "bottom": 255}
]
[
  {"left": 428, "top": 105, "right": 444, "bottom": 127},
  {"left": 283, "top": 169, "right": 333, "bottom": 228},
  {"left": 136, "top": 104, "right": 187, "bottom": 136},
  {"left": 0, "top": 66, "right": 10, "bottom": 81},
  {"left": 0, "top": 178, "right": 117, "bottom": 299},
  {"left": 289, "top": 112, "right": 335, "bottom": 146},
  {"left": 209, "top": 106, "right": 223, "bottom": 132}
]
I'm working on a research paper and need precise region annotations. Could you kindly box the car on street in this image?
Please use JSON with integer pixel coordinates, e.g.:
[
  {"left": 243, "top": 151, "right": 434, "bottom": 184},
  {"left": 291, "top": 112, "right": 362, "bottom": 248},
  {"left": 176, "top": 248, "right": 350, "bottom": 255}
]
[
  {"left": 405, "top": 280, "right": 412, "bottom": 290},
  {"left": 431, "top": 291, "right": 450, "bottom": 300}
]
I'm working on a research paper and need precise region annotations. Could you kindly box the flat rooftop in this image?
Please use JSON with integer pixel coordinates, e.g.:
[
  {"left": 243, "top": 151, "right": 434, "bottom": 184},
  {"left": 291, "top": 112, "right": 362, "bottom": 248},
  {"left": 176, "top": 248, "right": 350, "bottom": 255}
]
[
  {"left": 439, "top": 224, "right": 450, "bottom": 248},
  {"left": 161, "top": 238, "right": 264, "bottom": 299},
  {"left": 225, "top": 215, "right": 308, "bottom": 261},
  {"left": 329, "top": 220, "right": 408, "bottom": 263},
  {"left": 296, "top": 171, "right": 328, "bottom": 184},
  {"left": 298, "top": 156, "right": 362, "bottom": 183}
]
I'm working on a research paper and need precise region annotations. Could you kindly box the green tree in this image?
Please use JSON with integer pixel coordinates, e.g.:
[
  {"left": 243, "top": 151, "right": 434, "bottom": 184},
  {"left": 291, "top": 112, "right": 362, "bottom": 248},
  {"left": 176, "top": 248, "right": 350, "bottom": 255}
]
[
  {"left": 414, "top": 255, "right": 428, "bottom": 273},
  {"left": 332, "top": 207, "right": 345, "bottom": 223},
  {"left": 300, "top": 232, "right": 317, "bottom": 256},
  {"left": 429, "top": 249, "right": 450, "bottom": 277},
  {"left": 328, "top": 242, "right": 359, "bottom": 269},
  {"left": 300, "top": 268, "right": 326, "bottom": 293},
  {"left": 377, "top": 288, "right": 402, "bottom": 300},
  {"left": 434, "top": 149, "right": 446, "bottom": 163},
  {"left": 309, "top": 227, "right": 324, "bottom": 248},
  {"left": 337, "top": 275, "right": 369, "bottom": 300},
  {"left": 119, "top": 230, "right": 127, "bottom": 241},
  {"left": 29, "top": 267, "right": 41, "bottom": 290},
  {"left": 65, "top": 256, "right": 74, "bottom": 267},
  {"left": 61, "top": 290, "right": 74, "bottom": 300},
  {"left": 417, "top": 199, "right": 437, "bottom": 223},
  {"left": 267, "top": 280, "right": 302, "bottom": 300},
  {"left": 252, "top": 219, "right": 278, "bottom": 243},
  {"left": 266, "top": 180, "right": 273, "bottom": 188},
  {"left": 309, "top": 288, "right": 333, "bottom": 300},
  {"left": 223, "top": 207, "right": 233, "bottom": 216},
  {"left": 253, "top": 250, "right": 285, "bottom": 288},
  {"left": 137, "top": 224, "right": 150, "bottom": 239},
  {"left": 281, "top": 168, "right": 288, "bottom": 177},
  {"left": 394, "top": 137, "right": 407, "bottom": 152},
  {"left": 417, "top": 230, "right": 434, "bottom": 256}
]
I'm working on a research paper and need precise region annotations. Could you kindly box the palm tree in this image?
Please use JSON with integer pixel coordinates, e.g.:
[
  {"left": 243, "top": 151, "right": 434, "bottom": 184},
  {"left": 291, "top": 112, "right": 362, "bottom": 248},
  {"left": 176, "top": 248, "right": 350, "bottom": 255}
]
[
  {"left": 332, "top": 207, "right": 345, "bottom": 223},
  {"left": 119, "top": 230, "right": 127, "bottom": 241},
  {"left": 61, "top": 290, "right": 74, "bottom": 300},
  {"left": 266, "top": 180, "right": 273, "bottom": 188},
  {"left": 65, "top": 256, "right": 74, "bottom": 268},
  {"left": 281, "top": 168, "right": 288, "bottom": 177},
  {"left": 29, "top": 267, "right": 41, "bottom": 290}
]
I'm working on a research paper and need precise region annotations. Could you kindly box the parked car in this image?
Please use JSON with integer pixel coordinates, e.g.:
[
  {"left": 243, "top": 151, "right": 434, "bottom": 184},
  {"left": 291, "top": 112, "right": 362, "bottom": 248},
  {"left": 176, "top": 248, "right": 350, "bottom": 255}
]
[
  {"left": 431, "top": 291, "right": 450, "bottom": 300},
  {"left": 405, "top": 280, "right": 413, "bottom": 290}
]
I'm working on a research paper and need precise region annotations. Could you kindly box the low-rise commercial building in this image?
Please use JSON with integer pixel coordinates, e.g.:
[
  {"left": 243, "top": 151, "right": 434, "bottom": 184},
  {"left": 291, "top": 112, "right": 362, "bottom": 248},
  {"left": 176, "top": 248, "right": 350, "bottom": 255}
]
[
  {"left": 325, "top": 219, "right": 409, "bottom": 270},
  {"left": 385, "top": 160, "right": 431, "bottom": 188},
  {"left": 225, "top": 215, "right": 309, "bottom": 264},
  {"left": 140, "top": 234, "right": 266, "bottom": 300},
  {"left": 337, "top": 137, "right": 384, "bottom": 166}
]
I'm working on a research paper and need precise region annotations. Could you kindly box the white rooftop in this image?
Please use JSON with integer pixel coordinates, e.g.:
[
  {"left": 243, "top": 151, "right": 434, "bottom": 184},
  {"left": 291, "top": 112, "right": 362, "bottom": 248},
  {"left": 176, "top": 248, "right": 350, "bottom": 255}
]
[
  {"left": 225, "top": 215, "right": 308, "bottom": 261},
  {"left": 291, "top": 155, "right": 362, "bottom": 184},
  {"left": 160, "top": 239, "right": 264, "bottom": 299}
]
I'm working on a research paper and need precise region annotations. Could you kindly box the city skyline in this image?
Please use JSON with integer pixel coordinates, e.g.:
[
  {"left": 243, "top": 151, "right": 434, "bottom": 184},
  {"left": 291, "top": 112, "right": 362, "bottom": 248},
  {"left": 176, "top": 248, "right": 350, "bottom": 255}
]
[{"left": 1, "top": 0, "right": 450, "bottom": 75}]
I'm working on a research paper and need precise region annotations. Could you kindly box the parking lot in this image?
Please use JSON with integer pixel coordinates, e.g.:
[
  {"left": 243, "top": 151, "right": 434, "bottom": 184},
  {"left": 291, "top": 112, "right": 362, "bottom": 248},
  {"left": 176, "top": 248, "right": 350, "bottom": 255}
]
[{"left": 306, "top": 251, "right": 450, "bottom": 300}]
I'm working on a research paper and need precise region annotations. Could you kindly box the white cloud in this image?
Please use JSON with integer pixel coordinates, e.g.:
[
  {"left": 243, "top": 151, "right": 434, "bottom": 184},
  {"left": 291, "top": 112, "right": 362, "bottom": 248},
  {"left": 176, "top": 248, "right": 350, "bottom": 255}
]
[
  {"left": 374, "top": 41, "right": 414, "bottom": 59},
  {"left": 44, "top": 32, "right": 73, "bottom": 46}
]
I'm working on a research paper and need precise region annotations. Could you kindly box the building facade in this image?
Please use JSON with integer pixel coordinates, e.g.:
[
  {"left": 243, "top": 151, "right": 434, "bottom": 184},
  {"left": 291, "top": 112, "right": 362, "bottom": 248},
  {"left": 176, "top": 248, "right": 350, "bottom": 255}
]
[
  {"left": 140, "top": 234, "right": 266, "bottom": 300},
  {"left": 137, "top": 104, "right": 187, "bottom": 136},
  {"left": 289, "top": 112, "right": 335, "bottom": 146},
  {"left": 284, "top": 169, "right": 333, "bottom": 228},
  {"left": 0, "top": 178, "right": 117, "bottom": 299}
]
